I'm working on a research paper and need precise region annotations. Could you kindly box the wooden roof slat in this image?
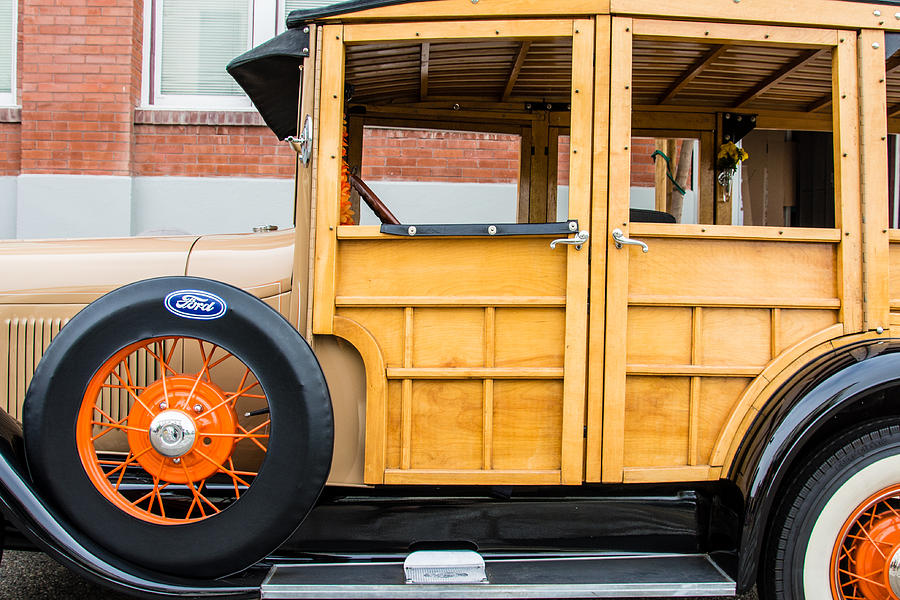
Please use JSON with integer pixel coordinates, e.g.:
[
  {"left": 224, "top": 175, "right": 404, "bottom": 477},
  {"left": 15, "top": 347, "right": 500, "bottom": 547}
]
[
  {"left": 502, "top": 42, "right": 533, "bottom": 102},
  {"left": 735, "top": 48, "right": 828, "bottom": 108},
  {"left": 658, "top": 44, "right": 730, "bottom": 104},
  {"left": 887, "top": 54, "right": 900, "bottom": 73},
  {"left": 805, "top": 94, "right": 832, "bottom": 112}
]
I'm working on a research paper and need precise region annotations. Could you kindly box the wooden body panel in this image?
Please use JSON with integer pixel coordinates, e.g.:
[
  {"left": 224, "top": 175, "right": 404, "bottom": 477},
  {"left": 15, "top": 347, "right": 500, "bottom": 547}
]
[
  {"left": 334, "top": 234, "right": 576, "bottom": 485},
  {"left": 615, "top": 228, "right": 841, "bottom": 481}
]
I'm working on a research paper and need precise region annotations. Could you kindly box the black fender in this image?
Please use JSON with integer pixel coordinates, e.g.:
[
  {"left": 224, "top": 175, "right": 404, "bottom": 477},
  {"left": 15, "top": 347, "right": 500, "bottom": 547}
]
[
  {"left": 730, "top": 337, "right": 900, "bottom": 592},
  {"left": 0, "top": 406, "right": 260, "bottom": 598}
]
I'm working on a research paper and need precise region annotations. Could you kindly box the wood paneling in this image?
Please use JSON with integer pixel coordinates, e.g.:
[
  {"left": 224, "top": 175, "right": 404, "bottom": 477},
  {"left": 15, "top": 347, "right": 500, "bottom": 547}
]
[
  {"left": 492, "top": 380, "right": 564, "bottom": 470},
  {"left": 337, "top": 235, "right": 574, "bottom": 484}
]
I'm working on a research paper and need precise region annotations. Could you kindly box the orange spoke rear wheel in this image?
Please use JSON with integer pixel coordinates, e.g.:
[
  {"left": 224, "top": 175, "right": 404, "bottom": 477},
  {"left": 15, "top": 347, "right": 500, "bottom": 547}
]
[
  {"left": 832, "top": 485, "right": 900, "bottom": 600},
  {"left": 76, "top": 336, "right": 270, "bottom": 525}
]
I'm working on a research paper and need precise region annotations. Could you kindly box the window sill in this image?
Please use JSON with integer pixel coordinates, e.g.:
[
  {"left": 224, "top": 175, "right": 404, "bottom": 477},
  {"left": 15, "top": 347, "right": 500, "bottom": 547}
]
[
  {"left": 0, "top": 107, "right": 21, "bottom": 123},
  {"left": 134, "top": 108, "right": 265, "bottom": 127}
]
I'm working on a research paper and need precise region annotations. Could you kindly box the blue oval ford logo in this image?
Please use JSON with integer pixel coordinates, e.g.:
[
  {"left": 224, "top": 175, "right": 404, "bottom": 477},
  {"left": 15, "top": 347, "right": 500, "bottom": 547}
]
[{"left": 164, "top": 290, "right": 227, "bottom": 321}]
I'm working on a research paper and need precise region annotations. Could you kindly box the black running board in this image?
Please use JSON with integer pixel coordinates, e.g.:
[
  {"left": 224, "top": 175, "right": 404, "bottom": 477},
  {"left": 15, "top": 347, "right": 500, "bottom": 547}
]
[{"left": 261, "top": 553, "right": 735, "bottom": 598}]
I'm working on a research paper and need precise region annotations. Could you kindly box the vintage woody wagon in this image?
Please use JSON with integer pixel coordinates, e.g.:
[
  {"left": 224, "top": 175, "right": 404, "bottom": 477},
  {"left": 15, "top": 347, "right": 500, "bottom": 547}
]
[{"left": 11, "top": 0, "right": 900, "bottom": 598}]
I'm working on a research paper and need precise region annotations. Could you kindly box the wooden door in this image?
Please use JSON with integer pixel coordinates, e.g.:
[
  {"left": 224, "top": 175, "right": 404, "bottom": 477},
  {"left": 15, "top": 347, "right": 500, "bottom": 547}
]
[
  {"left": 312, "top": 19, "right": 595, "bottom": 486},
  {"left": 586, "top": 18, "right": 861, "bottom": 484}
]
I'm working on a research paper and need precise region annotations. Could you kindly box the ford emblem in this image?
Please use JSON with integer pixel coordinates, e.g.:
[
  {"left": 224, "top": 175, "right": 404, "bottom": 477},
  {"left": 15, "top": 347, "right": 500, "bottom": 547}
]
[{"left": 164, "top": 290, "right": 227, "bottom": 321}]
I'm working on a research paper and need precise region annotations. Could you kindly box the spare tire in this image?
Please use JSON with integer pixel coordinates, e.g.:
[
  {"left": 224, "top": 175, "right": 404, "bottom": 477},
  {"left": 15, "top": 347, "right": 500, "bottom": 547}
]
[{"left": 24, "top": 277, "right": 333, "bottom": 578}]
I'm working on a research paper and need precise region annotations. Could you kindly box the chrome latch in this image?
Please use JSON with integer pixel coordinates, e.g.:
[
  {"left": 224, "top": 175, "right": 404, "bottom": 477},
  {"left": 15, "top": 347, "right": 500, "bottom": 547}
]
[
  {"left": 612, "top": 228, "right": 649, "bottom": 252},
  {"left": 285, "top": 114, "right": 313, "bottom": 165},
  {"left": 550, "top": 230, "right": 589, "bottom": 250}
]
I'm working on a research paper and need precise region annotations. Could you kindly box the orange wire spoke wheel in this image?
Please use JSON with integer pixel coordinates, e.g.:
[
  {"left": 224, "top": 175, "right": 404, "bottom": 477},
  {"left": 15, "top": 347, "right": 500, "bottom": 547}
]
[
  {"left": 831, "top": 484, "right": 900, "bottom": 600},
  {"left": 76, "top": 336, "right": 271, "bottom": 524}
]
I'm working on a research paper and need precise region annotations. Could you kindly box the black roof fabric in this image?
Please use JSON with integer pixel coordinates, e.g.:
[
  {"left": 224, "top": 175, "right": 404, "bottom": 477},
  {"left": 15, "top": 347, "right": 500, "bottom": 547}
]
[
  {"left": 286, "top": 0, "right": 900, "bottom": 28},
  {"left": 226, "top": 27, "right": 310, "bottom": 140}
]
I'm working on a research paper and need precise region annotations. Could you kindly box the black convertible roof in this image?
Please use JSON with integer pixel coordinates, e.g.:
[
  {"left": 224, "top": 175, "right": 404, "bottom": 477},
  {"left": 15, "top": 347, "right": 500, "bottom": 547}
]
[
  {"left": 286, "top": 0, "right": 439, "bottom": 29},
  {"left": 285, "top": 0, "right": 900, "bottom": 28}
]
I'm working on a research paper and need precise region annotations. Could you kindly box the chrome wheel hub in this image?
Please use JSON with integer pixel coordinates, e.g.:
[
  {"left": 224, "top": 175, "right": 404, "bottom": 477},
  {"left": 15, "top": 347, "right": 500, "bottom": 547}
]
[
  {"left": 889, "top": 545, "right": 900, "bottom": 599},
  {"left": 148, "top": 410, "right": 196, "bottom": 457}
]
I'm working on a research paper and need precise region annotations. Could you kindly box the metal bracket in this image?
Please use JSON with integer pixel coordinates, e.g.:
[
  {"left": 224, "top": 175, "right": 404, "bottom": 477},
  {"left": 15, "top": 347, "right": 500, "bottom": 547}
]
[{"left": 285, "top": 114, "right": 313, "bottom": 165}]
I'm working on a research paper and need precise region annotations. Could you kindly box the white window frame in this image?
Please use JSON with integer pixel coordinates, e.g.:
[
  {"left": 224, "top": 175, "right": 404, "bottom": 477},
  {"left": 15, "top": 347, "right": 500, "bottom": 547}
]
[
  {"left": 0, "top": 0, "right": 16, "bottom": 107},
  {"left": 142, "top": 0, "right": 277, "bottom": 110},
  {"left": 141, "top": 0, "right": 335, "bottom": 110}
]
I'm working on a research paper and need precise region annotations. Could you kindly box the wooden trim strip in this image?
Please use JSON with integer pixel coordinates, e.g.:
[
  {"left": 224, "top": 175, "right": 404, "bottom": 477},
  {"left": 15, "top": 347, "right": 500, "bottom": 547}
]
[
  {"left": 628, "top": 222, "right": 842, "bottom": 242},
  {"left": 483, "top": 307, "right": 495, "bottom": 471},
  {"left": 630, "top": 18, "right": 838, "bottom": 47},
  {"left": 622, "top": 465, "right": 715, "bottom": 484},
  {"left": 400, "top": 308, "right": 414, "bottom": 470},
  {"left": 343, "top": 20, "right": 575, "bottom": 44},
  {"left": 599, "top": 16, "right": 633, "bottom": 483},
  {"left": 626, "top": 365, "right": 763, "bottom": 377},
  {"left": 585, "top": 14, "right": 613, "bottom": 483},
  {"left": 335, "top": 296, "right": 567, "bottom": 307},
  {"left": 889, "top": 230, "right": 900, "bottom": 241},
  {"left": 859, "top": 29, "right": 891, "bottom": 332},
  {"left": 833, "top": 32, "right": 864, "bottom": 334},
  {"left": 383, "top": 469, "right": 561, "bottom": 486},
  {"left": 311, "top": 25, "right": 345, "bottom": 335},
  {"left": 628, "top": 295, "right": 841, "bottom": 309},
  {"left": 333, "top": 316, "right": 388, "bottom": 484},
  {"left": 387, "top": 368, "right": 564, "bottom": 380},
  {"left": 559, "top": 17, "right": 594, "bottom": 486}
]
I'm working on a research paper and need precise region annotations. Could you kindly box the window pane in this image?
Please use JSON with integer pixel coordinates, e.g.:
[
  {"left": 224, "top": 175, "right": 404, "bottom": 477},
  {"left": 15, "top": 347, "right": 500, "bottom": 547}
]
[
  {"left": 0, "top": 0, "right": 12, "bottom": 94},
  {"left": 160, "top": 0, "right": 248, "bottom": 96},
  {"left": 358, "top": 127, "right": 521, "bottom": 225}
]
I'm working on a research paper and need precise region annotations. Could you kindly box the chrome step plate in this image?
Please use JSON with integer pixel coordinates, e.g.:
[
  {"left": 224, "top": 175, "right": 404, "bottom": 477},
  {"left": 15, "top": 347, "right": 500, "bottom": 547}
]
[{"left": 261, "top": 553, "right": 736, "bottom": 598}]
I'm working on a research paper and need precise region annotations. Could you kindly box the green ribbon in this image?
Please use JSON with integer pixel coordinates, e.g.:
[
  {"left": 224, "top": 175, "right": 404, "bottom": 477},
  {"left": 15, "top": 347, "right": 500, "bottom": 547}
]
[{"left": 650, "top": 149, "right": 687, "bottom": 197}]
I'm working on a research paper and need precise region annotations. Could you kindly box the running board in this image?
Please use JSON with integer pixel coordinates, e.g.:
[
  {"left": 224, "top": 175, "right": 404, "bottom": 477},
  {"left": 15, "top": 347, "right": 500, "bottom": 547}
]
[{"left": 260, "top": 553, "right": 736, "bottom": 598}]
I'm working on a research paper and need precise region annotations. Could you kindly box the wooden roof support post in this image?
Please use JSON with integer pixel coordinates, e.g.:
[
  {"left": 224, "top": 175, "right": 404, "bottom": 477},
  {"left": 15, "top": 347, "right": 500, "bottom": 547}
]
[
  {"left": 419, "top": 42, "right": 430, "bottom": 101},
  {"left": 597, "top": 16, "right": 632, "bottom": 483},
  {"left": 584, "top": 14, "right": 612, "bottom": 484},
  {"left": 833, "top": 32, "right": 863, "bottom": 334},
  {"left": 529, "top": 113, "right": 550, "bottom": 223},
  {"left": 558, "top": 19, "right": 594, "bottom": 486},
  {"left": 312, "top": 24, "right": 346, "bottom": 335},
  {"left": 858, "top": 29, "right": 890, "bottom": 332},
  {"left": 502, "top": 41, "right": 531, "bottom": 102},
  {"left": 736, "top": 48, "right": 828, "bottom": 109},
  {"left": 658, "top": 44, "right": 729, "bottom": 104},
  {"left": 290, "top": 25, "right": 319, "bottom": 337}
]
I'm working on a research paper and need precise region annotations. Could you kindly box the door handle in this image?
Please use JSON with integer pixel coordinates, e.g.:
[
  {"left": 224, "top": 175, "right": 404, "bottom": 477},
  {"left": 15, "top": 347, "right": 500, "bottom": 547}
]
[
  {"left": 612, "top": 228, "right": 649, "bottom": 253},
  {"left": 550, "top": 230, "right": 590, "bottom": 250}
]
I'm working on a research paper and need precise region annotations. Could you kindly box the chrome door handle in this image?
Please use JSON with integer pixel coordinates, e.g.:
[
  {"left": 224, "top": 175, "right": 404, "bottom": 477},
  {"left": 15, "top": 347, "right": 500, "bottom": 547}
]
[
  {"left": 550, "top": 230, "right": 589, "bottom": 250},
  {"left": 612, "top": 228, "right": 649, "bottom": 253}
]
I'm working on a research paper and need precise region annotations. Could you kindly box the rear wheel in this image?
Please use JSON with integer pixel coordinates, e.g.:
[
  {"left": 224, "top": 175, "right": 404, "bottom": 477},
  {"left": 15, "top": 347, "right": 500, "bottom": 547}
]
[
  {"left": 24, "top": 278, "right": 333, "bottom": 578},
  {"left": 763, "top": 420, "right": 900, "bottom": 600}
]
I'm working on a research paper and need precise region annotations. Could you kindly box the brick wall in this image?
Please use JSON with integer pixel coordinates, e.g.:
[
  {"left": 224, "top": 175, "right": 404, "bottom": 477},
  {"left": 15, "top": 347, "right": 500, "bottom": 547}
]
[
  {"left": 133, "top": 123, "right": 295, "bottom": 178},
  {"left": 19, "top": 0, "right": 142, "bottom": 175},
  {"left": 359, "top": 128, "right": 670, "bottom": 189},
  {"left": 0, "top": 121, "right": 20, "bottom": 175},
  {"left": 361, "top": 128, "right": 520, "bottom": 184},
  {"left": 0, "top": 0, "right": 679, "bottom": 191}
]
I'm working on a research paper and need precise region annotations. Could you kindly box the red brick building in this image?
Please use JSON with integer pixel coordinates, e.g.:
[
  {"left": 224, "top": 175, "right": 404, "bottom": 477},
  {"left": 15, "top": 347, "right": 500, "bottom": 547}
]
[{"left": 0, "top": 0, "right": 684, "bottom": 239}]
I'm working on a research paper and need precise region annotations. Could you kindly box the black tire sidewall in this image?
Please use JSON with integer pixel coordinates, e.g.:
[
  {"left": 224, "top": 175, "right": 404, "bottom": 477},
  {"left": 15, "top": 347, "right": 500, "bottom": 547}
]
[
  {"left": 23, "top": 277, "right": 333, "bottom": 578},
  {"left": 766, "top": 422, "right": 900, "bottom": 600}
]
